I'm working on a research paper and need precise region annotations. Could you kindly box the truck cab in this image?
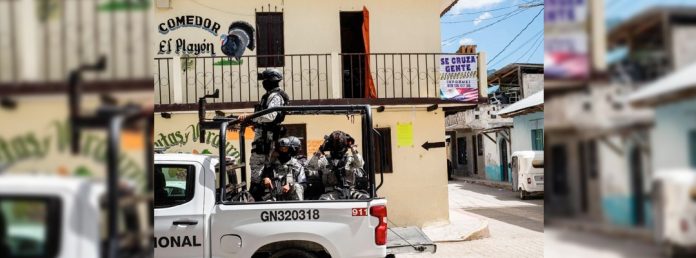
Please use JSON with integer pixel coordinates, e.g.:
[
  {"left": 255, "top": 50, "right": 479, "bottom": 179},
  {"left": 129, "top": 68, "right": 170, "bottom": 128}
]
[{"left": 0, "top": 175, "right": 150, "bottom": 258}]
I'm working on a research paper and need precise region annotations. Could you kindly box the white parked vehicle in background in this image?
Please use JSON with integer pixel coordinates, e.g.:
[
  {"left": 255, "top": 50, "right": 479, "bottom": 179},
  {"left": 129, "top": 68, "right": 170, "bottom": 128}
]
[
  {"left": 511, "top": 151, "right": 544, "bottom": 200},
  {"left": 652, "top": 169, "right": 696, "bottom": 257}
]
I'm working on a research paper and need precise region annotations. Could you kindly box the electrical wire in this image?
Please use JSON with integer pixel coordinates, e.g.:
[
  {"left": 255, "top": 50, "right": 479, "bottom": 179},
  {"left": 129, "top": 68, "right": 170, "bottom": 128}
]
[
  {"left": 442, "top": 8, "right": 527, "bottom": 24},
  {"left": 524, "top": 37, "right": 544, "bottom": 63},
  {"left": 515, "top": 33, "right": 544, "bottom": 63},
  {"left": 443, "top": 0, "right": 542, "bottom": 16},
  {"left": 441, "top": 7, "right": 528, "bottom": 45},
  {"left": 488, "top": 29, "right": 543, "bottom": 68},
  {"left": 486, "top": 7, "right": 544, "bottom": 65}
]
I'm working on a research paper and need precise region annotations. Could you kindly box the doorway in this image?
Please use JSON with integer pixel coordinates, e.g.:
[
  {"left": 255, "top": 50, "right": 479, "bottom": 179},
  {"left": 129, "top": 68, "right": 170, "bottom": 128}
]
[
  {"left": 629, "top": 146, "right": 645, "bottom": 226},
  {"left": 340, "top": 12, "right": 365, "bottom": 98},
  {"left": 471, "top": 135, "right": 478, "bottom": 175},
  {"left": 499, "top": 138, "right": 509, "bottom": 182}
]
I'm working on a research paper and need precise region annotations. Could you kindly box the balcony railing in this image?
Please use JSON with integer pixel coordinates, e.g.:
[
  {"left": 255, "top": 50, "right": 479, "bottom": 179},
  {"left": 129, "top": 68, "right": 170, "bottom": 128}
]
[
  {"left": 0, "top": 0, "right": 153, "bottom": 93},
  {"left": 154, "top": 53, "right": 462, "bottom": 107}
]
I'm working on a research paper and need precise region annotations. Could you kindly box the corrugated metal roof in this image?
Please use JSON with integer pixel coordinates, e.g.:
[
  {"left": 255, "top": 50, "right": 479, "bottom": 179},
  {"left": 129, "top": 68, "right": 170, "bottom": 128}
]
[
  {"left": 497, "top": 90, "right": 544, "bottom": 116},
  {"left": 629, "top": 62, "right": 696, "bottom": 104}
]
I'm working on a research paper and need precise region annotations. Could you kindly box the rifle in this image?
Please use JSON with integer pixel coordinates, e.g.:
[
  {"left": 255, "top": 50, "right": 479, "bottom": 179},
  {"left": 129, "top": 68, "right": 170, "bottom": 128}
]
[{"left": 261, "top": 166, "right": 288, "bottom": 201}]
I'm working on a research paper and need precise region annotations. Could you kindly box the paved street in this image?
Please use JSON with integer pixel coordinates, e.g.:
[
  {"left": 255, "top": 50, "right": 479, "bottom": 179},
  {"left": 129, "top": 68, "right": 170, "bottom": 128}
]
[{"left": 401, "top": 180, "right": 544, "bottom": 258}]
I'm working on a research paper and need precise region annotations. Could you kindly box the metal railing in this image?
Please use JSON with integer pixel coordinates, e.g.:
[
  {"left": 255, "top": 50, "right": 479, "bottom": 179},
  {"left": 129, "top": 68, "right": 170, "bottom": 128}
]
[
  {"left": 154, "top": 54, "right": 331, "bottom": 105},
  {"left": 154, "top": 53, "right": 460, "bottom": 105},
  {"left": 0, "top": 0, "right": 152, "bottom": 84}
]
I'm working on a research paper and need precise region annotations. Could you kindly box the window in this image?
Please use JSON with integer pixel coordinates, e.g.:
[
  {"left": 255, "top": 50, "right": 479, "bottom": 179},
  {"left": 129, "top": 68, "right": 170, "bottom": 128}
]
[
  {"left": 477, "top": 134, "right": 483, "bottom": 156},
  {"left": 457, "top": 137, "right": 467, "bottom": 165},
  {"left": 155, "top": 165, "right": 195, "bottom": 208},
  {"left": 373, "top": 128, "right": 393, "bottom": 173},
  {"left": 690, "top": 130, "right": 696, "bottom": 169},
  {"left": 531, "top": 129, "right": 544, "bottom": 151},
  {"left": 0, "top": 196, "right": 61, "bottom": 258},
  {"left": 256, "top": 12, "right": 284, "bottom": 67}
]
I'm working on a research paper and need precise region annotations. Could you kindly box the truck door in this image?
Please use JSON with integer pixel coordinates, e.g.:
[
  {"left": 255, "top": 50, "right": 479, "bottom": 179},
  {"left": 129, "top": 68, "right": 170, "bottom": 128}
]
[{"left": 154, "top": 163, "right": 205, "bottom": 258}]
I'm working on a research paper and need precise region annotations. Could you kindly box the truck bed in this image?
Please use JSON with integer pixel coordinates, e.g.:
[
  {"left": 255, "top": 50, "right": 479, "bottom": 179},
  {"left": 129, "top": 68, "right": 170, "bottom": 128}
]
[{"left": 387, "top": 226, "right": 437, "bottom": 255}]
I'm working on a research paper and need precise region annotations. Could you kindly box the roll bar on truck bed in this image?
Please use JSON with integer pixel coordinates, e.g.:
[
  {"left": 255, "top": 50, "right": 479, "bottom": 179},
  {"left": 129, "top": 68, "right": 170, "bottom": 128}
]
[{"left": 196, "top": 89, "right": 384, "bottom": 204}]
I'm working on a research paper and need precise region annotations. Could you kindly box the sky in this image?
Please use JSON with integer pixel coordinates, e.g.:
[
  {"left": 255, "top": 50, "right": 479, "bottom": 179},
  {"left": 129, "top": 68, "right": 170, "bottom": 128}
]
[{"left": 440, "top": 0, "right": 696, "bottom": 71}]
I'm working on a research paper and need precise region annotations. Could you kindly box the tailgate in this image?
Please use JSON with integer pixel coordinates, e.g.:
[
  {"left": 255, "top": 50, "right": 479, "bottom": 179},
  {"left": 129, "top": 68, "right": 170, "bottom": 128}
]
[
  {"left": 387, "top": 226, "right": 437, "bottom": 255},
  {"left": 211, "top": 199, "right": 388, "bottom": 258}
]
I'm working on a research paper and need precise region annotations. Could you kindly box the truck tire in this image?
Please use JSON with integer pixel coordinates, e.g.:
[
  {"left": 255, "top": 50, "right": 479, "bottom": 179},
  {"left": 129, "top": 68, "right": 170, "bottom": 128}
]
[
  {"left": 519, "top": 189, "right": 527, "bottom": 200},
  {"left": 270, "top": 248, "right": 318, "bottom": 258}
]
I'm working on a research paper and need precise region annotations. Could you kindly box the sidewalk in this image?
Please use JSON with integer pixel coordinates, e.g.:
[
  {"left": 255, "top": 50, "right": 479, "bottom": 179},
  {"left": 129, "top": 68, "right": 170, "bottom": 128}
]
[
  {"left": 421, "top": 208, "right": 490, "bottom": 242},
  {"left": 547, "top": 218, "right": 654, "bottom": 243},
  {"left": 452, "top": 176, "right": 512, "bottom": 190},
  {"left": 416, "top": 181, "right": 492, "bottom": 243}
]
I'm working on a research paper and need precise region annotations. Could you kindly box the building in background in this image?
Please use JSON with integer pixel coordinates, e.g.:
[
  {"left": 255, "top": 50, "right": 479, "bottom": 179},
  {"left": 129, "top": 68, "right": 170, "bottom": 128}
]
[
  {"left": 445, "top": 63, "right": 542, "bottom": 183},
  {"left": 152, "top": 0, "right": 478, "bottom": 227},
  {"left": 609, "top": 7, "right": 696, "bottom": 85},
  {"left": 630, "top": 63, "right": 696, "bottom": 172},
  {"left": 0, "top": 0, "right": 152, "bottom": 183}
]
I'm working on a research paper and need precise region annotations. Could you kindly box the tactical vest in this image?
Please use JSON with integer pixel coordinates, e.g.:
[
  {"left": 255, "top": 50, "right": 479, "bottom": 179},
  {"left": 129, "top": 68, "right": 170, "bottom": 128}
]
[{"left": 255, "top": 88, "right": 290, "bottom": 124}]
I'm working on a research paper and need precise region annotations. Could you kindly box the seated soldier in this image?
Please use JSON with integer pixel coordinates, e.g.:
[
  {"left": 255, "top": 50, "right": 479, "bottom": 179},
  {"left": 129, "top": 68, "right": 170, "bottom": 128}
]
[
  {"left": 307, "top": 131, "right": 369, "bottom": 200},
  {"left": 261, "top": 137, "right": 307, "bottom": 201}
]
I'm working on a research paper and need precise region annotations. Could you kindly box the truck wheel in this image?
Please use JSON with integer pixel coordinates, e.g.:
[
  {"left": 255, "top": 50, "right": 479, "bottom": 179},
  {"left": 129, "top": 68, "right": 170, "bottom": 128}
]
[
  {"left": 519, "top": 189, "right": 526, "bottom": 200},
  {"left": 270, "top": 249, "right": 318, "bottom": 258}
]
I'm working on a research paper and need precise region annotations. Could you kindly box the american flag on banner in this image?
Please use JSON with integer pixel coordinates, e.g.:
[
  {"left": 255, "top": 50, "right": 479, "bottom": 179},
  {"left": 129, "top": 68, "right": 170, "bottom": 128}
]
[{"left": 439, "top": 55, "right": 479, "bottom": 102}]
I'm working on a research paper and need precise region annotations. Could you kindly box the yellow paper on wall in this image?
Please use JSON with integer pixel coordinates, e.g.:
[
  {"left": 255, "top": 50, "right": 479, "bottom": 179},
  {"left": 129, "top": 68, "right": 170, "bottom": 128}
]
[{"left": 396, "top": 122, "right": 413, "bottom": 147}]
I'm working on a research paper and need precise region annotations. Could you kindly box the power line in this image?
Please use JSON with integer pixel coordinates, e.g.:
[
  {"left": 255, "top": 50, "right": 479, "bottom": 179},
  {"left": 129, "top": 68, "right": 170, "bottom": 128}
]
[
  {"left": 487, "top": 7, "right": 544, "bottom": 65},
  {"left": 443, "top": 0, "right": 542, "bottom": 16},
  {"left": 441, "top": 7, "right": 528, "bottom": 44},
  {"left": 524, "top": 37, "right": 544, "bottom": 63},
  {"left": 516, "top": 33, "right": 544, "bottom": 63},
  {"left": 488, "top": 29, "right": 543, "bottom": 68},
  {"left": 442, "top": 8, "right": 525, "bottom": 24}
]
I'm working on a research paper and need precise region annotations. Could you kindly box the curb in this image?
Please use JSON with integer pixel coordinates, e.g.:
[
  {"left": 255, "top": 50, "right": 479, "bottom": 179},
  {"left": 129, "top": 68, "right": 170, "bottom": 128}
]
[
  {"left": 424, "top": 211, "right": 492, "bottom": 243},
  {"left": 429, "top": 220, "right": 491, "bottom": 243},
  {"left": 547, "top": 220, "right": 654, "bottom": 243},
  {"left": 460, "top": 219, "right": 490, "bottom": 242},
  {"left": 458, "top": 178, "right": 511, "bottom": 190}
]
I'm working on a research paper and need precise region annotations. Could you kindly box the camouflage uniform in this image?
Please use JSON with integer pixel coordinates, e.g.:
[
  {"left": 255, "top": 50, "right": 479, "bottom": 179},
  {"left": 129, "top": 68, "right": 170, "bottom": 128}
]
[
  {"left": 306, "top": 150, "right": 369, "bottom": 200},
  {"left": 249, "top": 92, "right": 286, "bottom": 184},
  {"left": 263, "top": 157, "right": 306, "bottom": 201}
]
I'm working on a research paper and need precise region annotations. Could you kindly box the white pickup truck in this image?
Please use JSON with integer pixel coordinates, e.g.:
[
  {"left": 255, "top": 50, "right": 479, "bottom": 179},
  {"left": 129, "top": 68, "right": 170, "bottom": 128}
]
[
  {"left": 0, "top": 175, "right": 150, "bottom": 258},
  {"left": 154, "top": 95, "right": 435, "bottom": 258},
  {"left": 154, "top": 153, "right": 389, "bottom": 258}
]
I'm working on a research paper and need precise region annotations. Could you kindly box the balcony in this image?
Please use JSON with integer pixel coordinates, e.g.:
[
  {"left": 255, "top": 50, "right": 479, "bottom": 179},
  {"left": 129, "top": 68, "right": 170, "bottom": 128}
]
[
  {"left": 154, "top": 53, "right": 471, "bottom": 111},
  {"left": 0, "top": 0, "right": 153, "bottom": 95}
]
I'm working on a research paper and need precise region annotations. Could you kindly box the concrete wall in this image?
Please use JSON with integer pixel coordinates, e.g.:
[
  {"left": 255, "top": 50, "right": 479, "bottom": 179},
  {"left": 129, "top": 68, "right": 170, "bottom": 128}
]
[
  {"left": 599, "top": 134, "right": 652, "bottom": 227},
  {"left": 154, "top": 0, "right": 441, "bottom": 56},
  {"left": 153, "top": 0, "right": 443, "bottom": 102},
  {"left": 0, "top": 93, "right": 151, "bottom": 189},
  {"left": 448, "top": 129, "right": 511, "bottom": 182},
  {"left": 671, "top": 25, "right": 696, "bottom": 71},
  {"left": 652, "top": 98, "right": 696, "bottom": 170},
  {"left": 154, "top": 106, "right": 449, "bottom": 227},
  {"left": 522, "top": 73, "right": 543, "bottom": 98},
  {"left": 510, "top": 112, "right": 543, "bottom": 153}
]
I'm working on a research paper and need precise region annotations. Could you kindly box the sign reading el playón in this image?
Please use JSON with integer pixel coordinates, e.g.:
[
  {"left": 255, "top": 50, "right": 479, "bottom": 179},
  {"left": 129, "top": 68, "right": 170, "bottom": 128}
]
[{"left": 439, "top": 55, "right": 478, "bottom": 102}]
